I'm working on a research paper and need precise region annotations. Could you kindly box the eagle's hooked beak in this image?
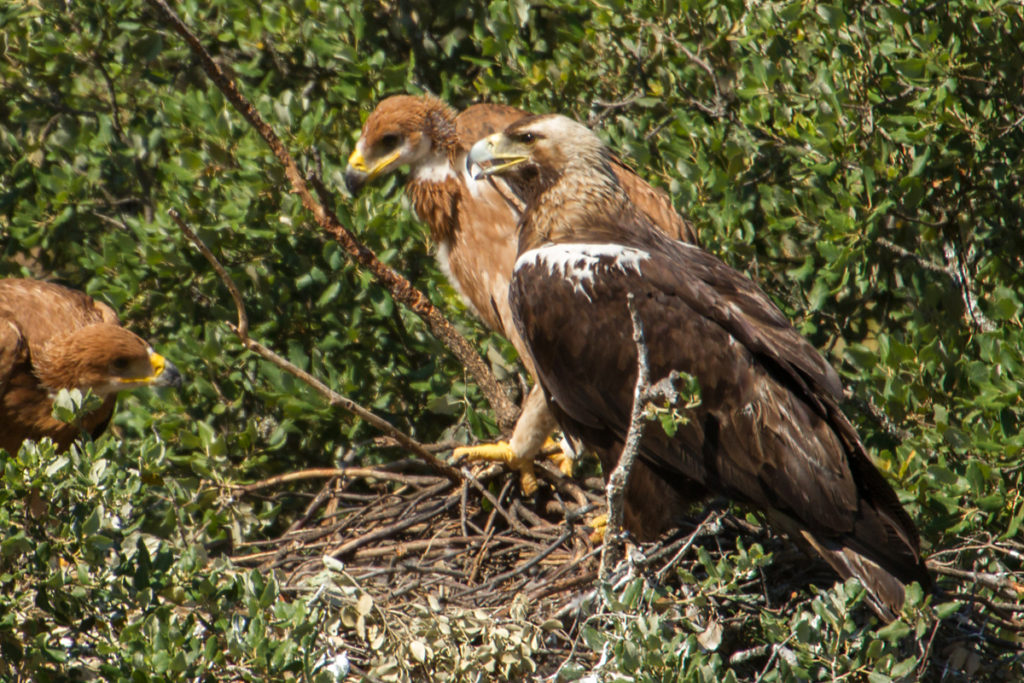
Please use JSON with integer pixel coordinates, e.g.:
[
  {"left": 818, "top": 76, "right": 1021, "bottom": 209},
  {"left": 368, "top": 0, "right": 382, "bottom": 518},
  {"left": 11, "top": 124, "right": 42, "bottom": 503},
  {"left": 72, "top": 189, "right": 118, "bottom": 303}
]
[
  {"left": 116, "top": 351, "right": 183, "bottom": 390},
  {"left": 468, "top": 133, "right": 529, "bottom": 180},
  {"left": 344, "top": 146, "right": 402, "bottom": 195},
  {"left": 147, "top": 352, "right": 184, "bottom": 389}
]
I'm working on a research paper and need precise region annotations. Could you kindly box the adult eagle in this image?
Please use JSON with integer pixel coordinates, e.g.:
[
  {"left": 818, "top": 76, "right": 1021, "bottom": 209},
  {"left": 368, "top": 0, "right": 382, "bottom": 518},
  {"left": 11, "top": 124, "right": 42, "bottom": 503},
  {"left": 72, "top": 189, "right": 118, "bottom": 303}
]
[
  {"left": 468, "top": 115, "right": 928, "bottom": 620},
  {"left": 0, "top": 278, "right": 183, "bottom": 454},
  {"left": 345, "top": 95, "right": 697, "bottom": 502}
]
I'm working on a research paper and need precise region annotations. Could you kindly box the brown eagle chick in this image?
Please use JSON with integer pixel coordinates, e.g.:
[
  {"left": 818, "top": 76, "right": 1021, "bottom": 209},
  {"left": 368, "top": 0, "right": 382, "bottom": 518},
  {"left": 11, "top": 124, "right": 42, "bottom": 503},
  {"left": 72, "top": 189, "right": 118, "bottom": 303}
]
[{"left": 0, "top": 278, "right": 183, "bottom": 454}]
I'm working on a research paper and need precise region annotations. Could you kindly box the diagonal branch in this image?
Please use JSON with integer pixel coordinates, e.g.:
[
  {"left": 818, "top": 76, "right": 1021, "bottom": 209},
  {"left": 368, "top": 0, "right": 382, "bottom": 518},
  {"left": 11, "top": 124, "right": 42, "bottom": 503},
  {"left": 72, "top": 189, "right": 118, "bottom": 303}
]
[
  {"left": 170, "top": 209, "right": 249, "bottom": 338},
  {"left": 170, "top": 208, "right": 461, "bottom": 482},
  {"left": 145, "top": 0, "right": 519, "bottom": 430}
]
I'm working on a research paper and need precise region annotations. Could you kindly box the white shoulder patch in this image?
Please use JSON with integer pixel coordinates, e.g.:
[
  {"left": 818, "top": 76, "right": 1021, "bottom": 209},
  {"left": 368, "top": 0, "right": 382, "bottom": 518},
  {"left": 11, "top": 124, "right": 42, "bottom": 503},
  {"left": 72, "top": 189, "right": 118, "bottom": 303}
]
[{"left": 515, "top": 243, "right": 649, "bottom": 300}]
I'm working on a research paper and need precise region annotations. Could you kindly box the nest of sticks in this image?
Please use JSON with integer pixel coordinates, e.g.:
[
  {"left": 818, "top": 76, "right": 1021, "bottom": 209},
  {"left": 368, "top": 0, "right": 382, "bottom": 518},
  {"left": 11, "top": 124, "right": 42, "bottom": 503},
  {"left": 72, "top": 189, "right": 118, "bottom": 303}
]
[
  {"left": 230, "top": 458, "right": 613, "bottom": 614},
  {"left": 224, "top": 453, "right": 1024, "bottom": 681}
]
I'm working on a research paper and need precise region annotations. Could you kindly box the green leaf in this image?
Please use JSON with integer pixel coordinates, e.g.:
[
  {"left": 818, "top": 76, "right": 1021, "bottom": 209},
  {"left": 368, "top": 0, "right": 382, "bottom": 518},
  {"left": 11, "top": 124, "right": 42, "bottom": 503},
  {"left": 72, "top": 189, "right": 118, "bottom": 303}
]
[{"left": 875, "top": 620, "right": 911, "bottom": 642}]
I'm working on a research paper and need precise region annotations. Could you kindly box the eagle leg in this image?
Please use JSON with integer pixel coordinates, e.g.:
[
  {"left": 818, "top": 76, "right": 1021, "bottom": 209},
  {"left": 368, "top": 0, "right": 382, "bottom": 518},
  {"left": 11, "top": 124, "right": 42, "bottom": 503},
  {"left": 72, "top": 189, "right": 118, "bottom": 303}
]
[
  {"left": 452, "top": 437, "right": 573, "bottom": 496},
  {"left": 452, "top": 384, "right": 571, "bottom": 495}
]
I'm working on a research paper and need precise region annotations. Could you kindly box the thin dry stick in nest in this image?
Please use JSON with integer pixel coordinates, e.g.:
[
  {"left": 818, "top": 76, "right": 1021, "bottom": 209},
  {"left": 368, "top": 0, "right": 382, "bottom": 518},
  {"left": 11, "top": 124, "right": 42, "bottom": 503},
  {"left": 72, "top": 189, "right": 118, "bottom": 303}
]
[
  {"left": 144, "top": 0, "right": 519, "bottom": 431},
  {"left": 169, "top": 208, "right": 462, "bottom": 482},
  {"left": 236, "top": 468, "right": 445, "bottom": 493},
  {"left": 455, "top": 528, "right": 575, "bottom": 599},
  {"left": 655, "top": 510, "right": 724, "bottom": 583},
  {"left": 328, "top": 493, "right": 461, "bottom": 558}
]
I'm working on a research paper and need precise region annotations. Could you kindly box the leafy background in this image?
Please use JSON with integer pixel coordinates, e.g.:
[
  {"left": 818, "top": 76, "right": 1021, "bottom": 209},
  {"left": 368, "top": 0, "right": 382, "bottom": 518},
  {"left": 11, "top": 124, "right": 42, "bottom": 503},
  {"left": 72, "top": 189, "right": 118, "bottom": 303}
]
[{"left": 1, "top": 0, "right": 1022, "bottom": 680}]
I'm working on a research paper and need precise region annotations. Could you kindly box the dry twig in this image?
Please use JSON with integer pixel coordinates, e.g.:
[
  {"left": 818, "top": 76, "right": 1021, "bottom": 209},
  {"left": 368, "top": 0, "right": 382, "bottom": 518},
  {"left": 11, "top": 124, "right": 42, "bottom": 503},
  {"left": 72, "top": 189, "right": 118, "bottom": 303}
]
[
  {"left": 877, "top": 235, "right": 996, "bottom": 332},
  {"left": 655, "top": 510, "right": 724, "bottom": 583},
  {"left": 236, "top": 467, "right": 444, "bottom": 493},
  {"left": 928, "top": 560, "right": 1024, "bottom": 600}
]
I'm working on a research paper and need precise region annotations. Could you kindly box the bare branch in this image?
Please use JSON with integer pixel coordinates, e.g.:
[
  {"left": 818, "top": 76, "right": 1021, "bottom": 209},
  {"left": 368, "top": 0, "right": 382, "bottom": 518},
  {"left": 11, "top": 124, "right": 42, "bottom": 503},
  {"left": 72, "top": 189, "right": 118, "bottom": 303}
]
[
  {"left": 876, "top": 236, "right": 950, "bottom": 276},
  {"left": 145, "top": 0, "right": 519, "bottom": 430},
  {"left": 235, "top": 467, "right": 445, "bottom": 493},
  {"left": 599, "top": 295, "right": 692, "bottom": 580},
  {"left": 600, "top": 293, "right": 651, "bottom": 579},
  {"left": 638, "top": 19, "right": 728, "bottom": 118},
  {"left": 168, "top": 208, "right": 248, "bottom": 338},
  {"left": 876, "top": 235, "right": 997, "bottom": 333},
  {"left": 655, "top": 510, "right": 723, "bottom": 583},
  {"left": 846, "top": 391, "right": 911, "bottom": 442},
  {"left": 928, "top": 560, "right": 1024, "bottom": 599},
  {"left": 945, "top": 242, "right": 997, "bottom": 333},
  {"left": 234, "top": 330, "right": 464, "bottom": 480}
]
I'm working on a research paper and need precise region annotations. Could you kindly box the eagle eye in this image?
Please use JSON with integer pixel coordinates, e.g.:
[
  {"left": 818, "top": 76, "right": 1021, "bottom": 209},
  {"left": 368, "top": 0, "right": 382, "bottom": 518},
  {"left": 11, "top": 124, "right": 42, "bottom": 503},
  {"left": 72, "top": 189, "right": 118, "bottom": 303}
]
[
  {"left": 514, "top": 132, "right": 536, "bottom": 144},
  {"left": 111, "top": 357, "right": 132, "bottom": 373},
  {"left": 379, "top": 133, "right": 401, "bottom": 151}
]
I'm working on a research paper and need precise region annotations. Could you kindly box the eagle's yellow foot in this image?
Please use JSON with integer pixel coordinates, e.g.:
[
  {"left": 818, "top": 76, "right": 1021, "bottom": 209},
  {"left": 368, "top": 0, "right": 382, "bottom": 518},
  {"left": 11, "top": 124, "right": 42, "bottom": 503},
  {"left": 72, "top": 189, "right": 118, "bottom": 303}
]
[
  {"left": 587, "top": 513, "right": 608, "bottom": 544},
  {"left": 538, "top": 438, "right": 575, "bottom": 477},
  {"left": 453, "top": 441, "right": 540, "bottom": 496}
]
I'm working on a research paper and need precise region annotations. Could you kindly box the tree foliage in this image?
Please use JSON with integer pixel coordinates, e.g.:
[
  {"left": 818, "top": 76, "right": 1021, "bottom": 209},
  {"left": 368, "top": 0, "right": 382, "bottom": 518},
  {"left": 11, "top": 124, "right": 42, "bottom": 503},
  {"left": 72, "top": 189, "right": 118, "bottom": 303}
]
[{"left": 1, "top": 0, "right": 1022, "bottom": 680}]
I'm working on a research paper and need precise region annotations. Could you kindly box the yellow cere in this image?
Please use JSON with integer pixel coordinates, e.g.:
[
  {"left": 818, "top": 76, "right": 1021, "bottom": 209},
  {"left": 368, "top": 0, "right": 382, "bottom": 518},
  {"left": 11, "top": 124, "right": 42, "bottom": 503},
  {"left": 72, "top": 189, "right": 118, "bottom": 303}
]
[
  {"left": 149, "top": 352, "right": 166, "bottom": 377},
  {"left": 347, "top": 148, "right": 369, "bottom": 173},
  {"left": 123, "top": 352, "right": 165, "bottom": 384}
]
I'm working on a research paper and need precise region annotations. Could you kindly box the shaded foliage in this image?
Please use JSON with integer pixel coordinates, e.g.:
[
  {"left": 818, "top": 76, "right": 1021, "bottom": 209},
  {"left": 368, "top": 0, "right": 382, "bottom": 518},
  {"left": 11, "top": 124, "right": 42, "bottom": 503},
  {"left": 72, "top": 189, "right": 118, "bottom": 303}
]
[{"left": 1, "top": 0, "right": 1022, "bottom": 679}]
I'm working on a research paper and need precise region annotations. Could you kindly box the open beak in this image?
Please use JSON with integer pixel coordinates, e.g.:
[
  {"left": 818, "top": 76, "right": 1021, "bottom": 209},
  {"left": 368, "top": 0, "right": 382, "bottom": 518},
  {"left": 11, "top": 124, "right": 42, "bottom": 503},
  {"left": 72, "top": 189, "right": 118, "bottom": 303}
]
[
  {"left": 467, "top": 133, "right": 529, "bottom": 179},
  {"left": 148, "top": 352, "right": 183, "bottom": 389},
  {"left": 344, "top": 146, "right": 402, "bottom": 195}
]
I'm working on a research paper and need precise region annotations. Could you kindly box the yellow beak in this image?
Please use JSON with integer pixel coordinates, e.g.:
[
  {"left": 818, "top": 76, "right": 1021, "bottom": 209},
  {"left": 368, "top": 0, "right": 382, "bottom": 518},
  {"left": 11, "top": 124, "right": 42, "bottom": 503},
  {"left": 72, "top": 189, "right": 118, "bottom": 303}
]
[
  {"left": 122, "top": 351, "right": 183, "bottom": 388},
  {"left": 150, "top": 352, "right": 166, "bottom": 377},
  {"left": 345, "top": 146, "right": 403, "bottom": 195}
]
